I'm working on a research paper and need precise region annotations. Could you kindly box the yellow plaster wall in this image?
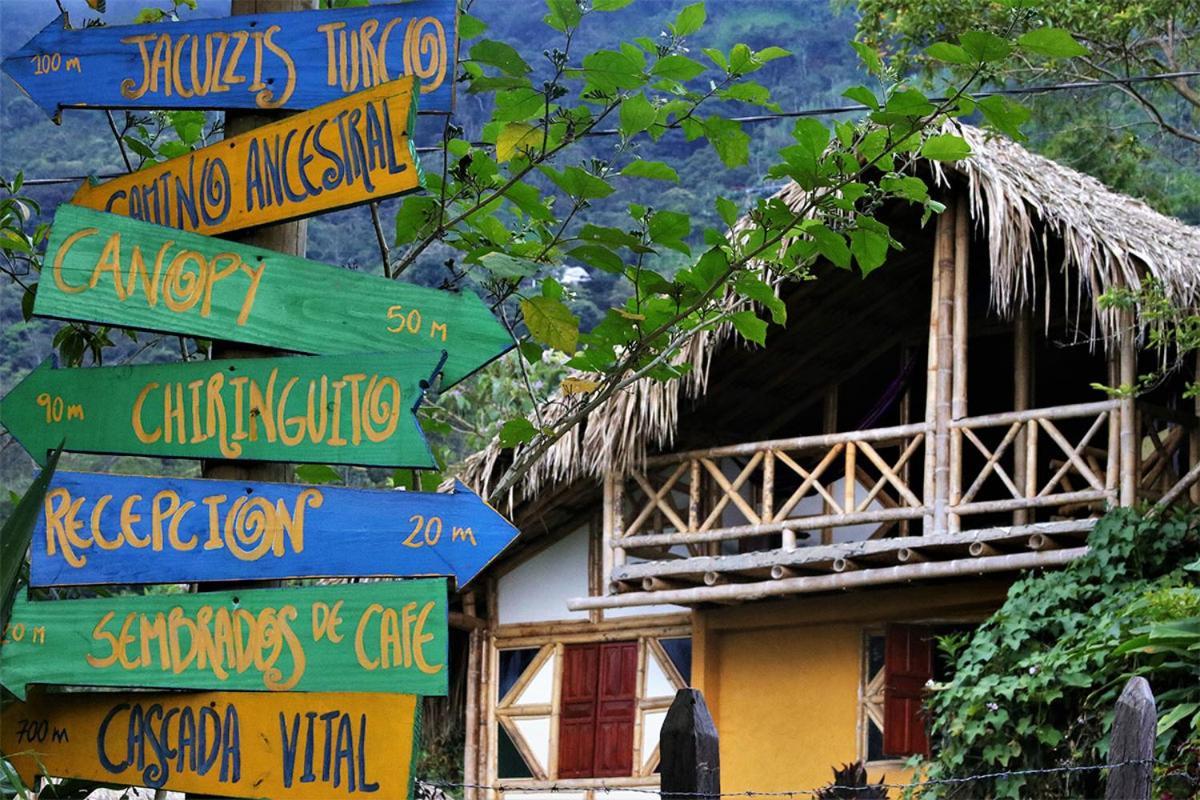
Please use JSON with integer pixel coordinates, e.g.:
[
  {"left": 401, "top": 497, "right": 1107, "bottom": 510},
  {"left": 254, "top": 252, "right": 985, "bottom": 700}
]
[{"left": 690, "top": 580, "right": 1014, "bottom": 796}]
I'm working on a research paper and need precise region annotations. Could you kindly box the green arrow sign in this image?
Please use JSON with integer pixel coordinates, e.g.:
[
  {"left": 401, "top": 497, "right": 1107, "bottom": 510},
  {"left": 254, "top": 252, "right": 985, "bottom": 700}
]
[
  {"left": 0, "top": 580, "right": 448, "bottom": 699},
  {"left": 0, "top": 351, "right": 443, "bottom": 467},
  {"left": 35, "top": 205, "right": 511, "bottom": 387}
]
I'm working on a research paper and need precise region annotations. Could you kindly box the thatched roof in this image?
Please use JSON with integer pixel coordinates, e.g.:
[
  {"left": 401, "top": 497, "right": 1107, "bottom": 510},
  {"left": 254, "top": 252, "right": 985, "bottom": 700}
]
[{"left": 457, "top": 122, "right": 1200, "bottom": 508}]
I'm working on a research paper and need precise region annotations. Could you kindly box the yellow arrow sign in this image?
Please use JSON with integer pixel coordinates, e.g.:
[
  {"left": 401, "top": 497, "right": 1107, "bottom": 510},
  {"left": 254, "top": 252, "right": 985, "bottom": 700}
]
[
  {"left": 71, "top": 75, "right": 422, "bottom": 236},
  {"left": 1, "top": 689, "right": 418, "bottom": 799}
]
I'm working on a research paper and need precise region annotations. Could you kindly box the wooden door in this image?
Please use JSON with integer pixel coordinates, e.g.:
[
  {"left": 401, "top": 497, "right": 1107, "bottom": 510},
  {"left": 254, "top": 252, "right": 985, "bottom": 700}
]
[
  {"left": 883, "top": 624, "right": 933, "bottom": 757},
  {"left": 556, "top": 642, "right": 638, "bottom": 778}
]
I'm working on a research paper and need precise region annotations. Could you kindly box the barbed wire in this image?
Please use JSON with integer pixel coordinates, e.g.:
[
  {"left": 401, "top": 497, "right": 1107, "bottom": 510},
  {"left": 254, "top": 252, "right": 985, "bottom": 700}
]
[
  {"left": 11, "top": 70, "right": 1200, "bottom": 188},
  {"left": 419, "top": 758, "right": 1159, "bottom": 798}
]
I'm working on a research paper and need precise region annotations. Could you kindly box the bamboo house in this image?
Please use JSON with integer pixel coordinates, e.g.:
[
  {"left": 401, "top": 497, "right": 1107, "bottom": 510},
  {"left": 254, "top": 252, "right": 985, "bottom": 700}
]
[{"left": 449, "top": 123, "right": 1200, "bottom": 796}]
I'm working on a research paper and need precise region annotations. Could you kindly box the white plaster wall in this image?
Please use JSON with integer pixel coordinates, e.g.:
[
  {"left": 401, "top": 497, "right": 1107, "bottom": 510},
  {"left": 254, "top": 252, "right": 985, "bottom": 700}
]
[{"left": 497, "top": 525, "right": 591, "bottom": 623}]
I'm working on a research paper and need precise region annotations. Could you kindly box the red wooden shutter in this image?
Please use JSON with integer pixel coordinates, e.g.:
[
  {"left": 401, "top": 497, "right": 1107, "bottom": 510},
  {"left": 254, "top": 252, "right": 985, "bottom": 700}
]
[
  {"left": 558, "top": 644, "right": 600, "bottom": 778},
  {"left": 883, "top": 624, "right": 933, "bottom": 758},
  {"left": 593, "top": 641, "right": 638, "bottom": 777},
  {"left": 556, "top": 642, "right": 638, "bottom": 778}
]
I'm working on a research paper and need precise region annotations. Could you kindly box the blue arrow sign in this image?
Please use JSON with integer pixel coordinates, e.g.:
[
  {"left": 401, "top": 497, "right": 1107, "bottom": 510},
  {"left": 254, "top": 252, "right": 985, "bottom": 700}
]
[
  {"left": 1, "top": 2, "right": 456, "bottom": 120},
  {"left": 31, "top": 471, "right": 519, "bottom": 589}
]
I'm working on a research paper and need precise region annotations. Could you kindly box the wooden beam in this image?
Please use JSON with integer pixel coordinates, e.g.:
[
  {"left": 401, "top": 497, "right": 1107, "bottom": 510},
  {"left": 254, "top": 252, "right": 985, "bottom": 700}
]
[{"left": 1120, "top": 307, "right": 1138, "bottom": 506}]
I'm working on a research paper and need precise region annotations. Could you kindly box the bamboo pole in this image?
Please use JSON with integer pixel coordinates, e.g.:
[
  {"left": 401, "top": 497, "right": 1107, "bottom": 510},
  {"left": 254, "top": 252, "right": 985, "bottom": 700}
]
[
  {"left": 1013, "top": 310, "right": 1033, "bottom": 523},
  {"left": 899, "top": 346, "right": 913, "bottom": 536},
  {"left": 923, "top": 225, "right": 944, "bottom": 534},
  {"left": 568, "top": 548, "right": 1089, "bottom": 609},
  {"left": 932, "top": 199, "right": 958, "bottom": 535},
  {"left": 1120, "top": 308, "right": 1138, "bottom": 505},
  {"left": 949, "top": 201, "right": 970, "bottom": 533},
  {"left": 645, "top": 421, "right": 931, "bottom": 465},
  {"left": 822, "top": 387, "right": 839, "bottom": 544}
]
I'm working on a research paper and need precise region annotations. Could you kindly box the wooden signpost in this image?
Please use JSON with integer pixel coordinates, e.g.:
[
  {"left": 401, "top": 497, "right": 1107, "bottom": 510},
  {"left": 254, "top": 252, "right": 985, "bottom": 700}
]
[
  {"left": 0, "top": 352, "right": 444, "bottom": 468},
  {"left": 31, "top": 472, "right": 520, "bottom": 589},
  {"left": 2, "top": 688, "right": 419, "bottom": 800},
  {"left": 0, "top": 580, "right": 448, "bottom": 700},
  {"left": 35, "top": 205, "right": 511, "bottom": 386},
  {"left": 70, "top": 76, "right": 424, "bottom": 237},
  {"left": 0, "top": 2, "right": 457, "bottom": 120}
]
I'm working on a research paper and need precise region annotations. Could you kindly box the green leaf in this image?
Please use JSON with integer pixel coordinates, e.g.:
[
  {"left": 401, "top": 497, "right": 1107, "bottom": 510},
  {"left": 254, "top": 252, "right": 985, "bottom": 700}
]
[
  {"left": 754, "top": 46, "right": 791, "bottom": 64},
  {"left": 809, "top": 224, "right": 851, "bottom": 269},
  {"left": 593, "top": 0, "right": 633, "bottom": 9},
  {"left": 295, "top": 464, "right": 344, "bottom": 485},
  {"left": 652, "top": 54, "right": 706, "bottom": 82},
  {"left": 703, "top": 116, "right": 749, "bottom": 168},
  {"left": 541, "top": 165, "right": 615, "bottom": 199},
  {"left": 842, "top": 85, "right": 879, "bottom": 109},
  {"left": 977, "top": 95, "right": 1031, "bottom": 141},
  {"left": 730, "top": 310, "right": 768, "bottom": 345},
  {"left": 925, "top": 42, "right": 972, "bottom": 64},
  {"left": 719, "top": 81, "right": 779, "bottom": 110},
  {"left": 648, "top": 210, "right": 691, "bottom": 254},
  {"left": 497, "top": 122, "right": 540, "bottom": 162},
  {"left": 960, "top": 30, "right": 1012, "bottom": 62},
  {"left": 394, "top": 195, "right": 438, "bottom": 245},
  {"left": 1156, "top": 702, "right": 1199, "bottom": 735},
  {"left": 168, "top": 110, "right": 205, "bottom": 145},
  {"left": 619, "top": 93, "right": 657, "bottom": 137},
  {"left": 133, "top": 8, "right": 166, "bottom": 23},
  {"left": 920, "top": 133, "right": 972, "bottom": 162},
  {"left": 568, "top": 245, "right": 625, "bottom": 273},
  {"left": 734, "top": 273, "right": 785, "bottom": 324},
  {"left": 545, "top": 0, "right": 582, "bottom": 31},
  {"left": 620, "top": 159, "right": 679, "bottom": 182},
  {"left": 716, "top": 196, "right": 739, "bottom": 227},
  {"left": 493, "top": 88, "right": 545, "bottom": 122},
  {"left": 521, "top": 295, "right": 580, "bottom": 353},
  {"left": 480, "top": 252, "right": 541, "bottom": 278},
  {"left": 458, "top": 13, "right": 487, "bottom": 39},
  {"left": 851, "top": 41, "right": 883, "bottom": 74},
  {"left": 499, "top": 416, "right": 538, "bottom": 447},
  {"left": 1017, "top": 27, "right": 1088, "bottom": 58},
  {"left": 850, "top": 227, "right": 890, "bottom": 275},
  {"left": 672, "top": 2, "right": 706, "bottom": 36},
  {"left": 581, "top": 47, "right": 647, "bottom": 93},
  {"left": 1, "top": 446, "right": 62, "bottom": 630},
  {"left": 470, "top": 40, "right": 531, "bottom": 76}
]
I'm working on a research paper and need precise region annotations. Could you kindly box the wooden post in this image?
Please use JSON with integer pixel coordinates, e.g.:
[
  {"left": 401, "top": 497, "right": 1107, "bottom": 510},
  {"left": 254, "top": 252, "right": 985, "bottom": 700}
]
[
  {"left": 923, "top": 243, "right": 941, "bottom": 535},
  {"left": 1119, "top": 309, "right": 1138, "bottom": 506},
  {"left": 822, "top": 387, "right": 839, "bottom": 544},
  {"left": 661, "top": 689, "right": 720, "bottom": 800},
  {"left": 949, "top": 197, "right": 969, "bottom": 533},
  {"left": 1105, "top": 677, "right": 1156, "bottom": 800},
  {"left": 931, "top": 199, "right": 958, "bottom": 535},
  {"left": 1013, "top": 310, "right": 1033, "bottom": 523},
  {"left": 899, "top": 346, "right": 913, "bottom": 537},
  {"left": 203, "top": 5, "right": 314, "bottom": 800}
]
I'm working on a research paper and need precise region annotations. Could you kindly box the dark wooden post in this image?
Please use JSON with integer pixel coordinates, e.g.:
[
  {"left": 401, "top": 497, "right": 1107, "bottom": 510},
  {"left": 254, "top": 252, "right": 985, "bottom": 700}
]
[
  {"left": 1105, "top": 676, "right": 1156, "bottom": 800},
  {"left": 661, "top": 689, "right": 720, "bottom": 800}
]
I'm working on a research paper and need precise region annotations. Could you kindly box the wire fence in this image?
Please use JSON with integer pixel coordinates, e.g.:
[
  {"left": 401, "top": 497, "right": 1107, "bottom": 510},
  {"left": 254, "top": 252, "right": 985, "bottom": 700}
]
[{"left": 416, "top": 759, "right": 1159, "bottom": 798}]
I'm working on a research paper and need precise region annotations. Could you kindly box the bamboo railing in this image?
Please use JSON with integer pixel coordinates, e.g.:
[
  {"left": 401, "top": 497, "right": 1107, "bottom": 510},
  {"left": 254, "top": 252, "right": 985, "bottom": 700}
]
[{"left": 605, "top": 400, "right": 1134, "bottom": 577}]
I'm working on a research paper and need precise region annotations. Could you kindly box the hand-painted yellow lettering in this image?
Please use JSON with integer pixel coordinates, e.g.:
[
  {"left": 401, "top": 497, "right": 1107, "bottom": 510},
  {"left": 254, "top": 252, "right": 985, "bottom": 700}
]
[
  {"left": 151, "top": 490, "right": 183, "bottom": 552},
  {"left": 90, "top": 494, "right": 121, "bottom": 551},
  {"left": 259, "top": 26, "right": 296, "bottom": 109},
  {"left": 277, "top": 375, "right": 305, "bottom": 446},
  {"left": 132, "top": 381, "right": 162, "bottom": 444},
  {"left": 163, "top": 250, "right": 206, "bottom": 313},
  {"left": 312, "top": 600, "right": 344, "bottom": 644},
  {"left": 202, "top": 494, "right": 227, "bottom": 550},
  {"left": 119, "top": 494, "right": 145, "bottom": 548},
  {"left": 355, "top": 603, "right": 382, "bottom": 670},
  {"left": 236, "top": 259, "right": 266, "bottom": 325},
  {"left": 52, "top": 227, "right": 99, "bottom": 295},
  {"left": 201, "top": 253, "right": 241, "bottom": 317},
  {"left": 343, "top": 373, "right": 367, "bottom": 446},
  {"left": 88, "top": 233, "right": 126, "bottom": 299},
  {"left": 319, "top": 21, "right": 347, "bottom": 86},
  {"left": 86, "top": 611, "right": 120, "bottom": 668},
  {"left": 44, "top": 487, "right": 86, "bottom": 568},
  {"left": 224, "top": 30, "right": 250, "bottom": 88},
  {"left": 120, "top": 34, "right": 157, "bottom": 99},
  {"left": 413, "top": 600, "right": 443, "bottom": 675}
]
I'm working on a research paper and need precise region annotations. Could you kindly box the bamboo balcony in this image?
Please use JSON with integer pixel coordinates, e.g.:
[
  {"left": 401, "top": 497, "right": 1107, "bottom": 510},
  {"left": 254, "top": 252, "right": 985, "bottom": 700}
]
[{"left": 574, "top": 399, "right": 1198, "bottom": 608}]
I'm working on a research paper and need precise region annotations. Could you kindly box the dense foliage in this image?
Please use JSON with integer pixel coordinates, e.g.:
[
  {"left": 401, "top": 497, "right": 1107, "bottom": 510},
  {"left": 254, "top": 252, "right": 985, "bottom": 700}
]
[{"left": 909, "top": 508, "right": 1200, "bottom": 799}]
